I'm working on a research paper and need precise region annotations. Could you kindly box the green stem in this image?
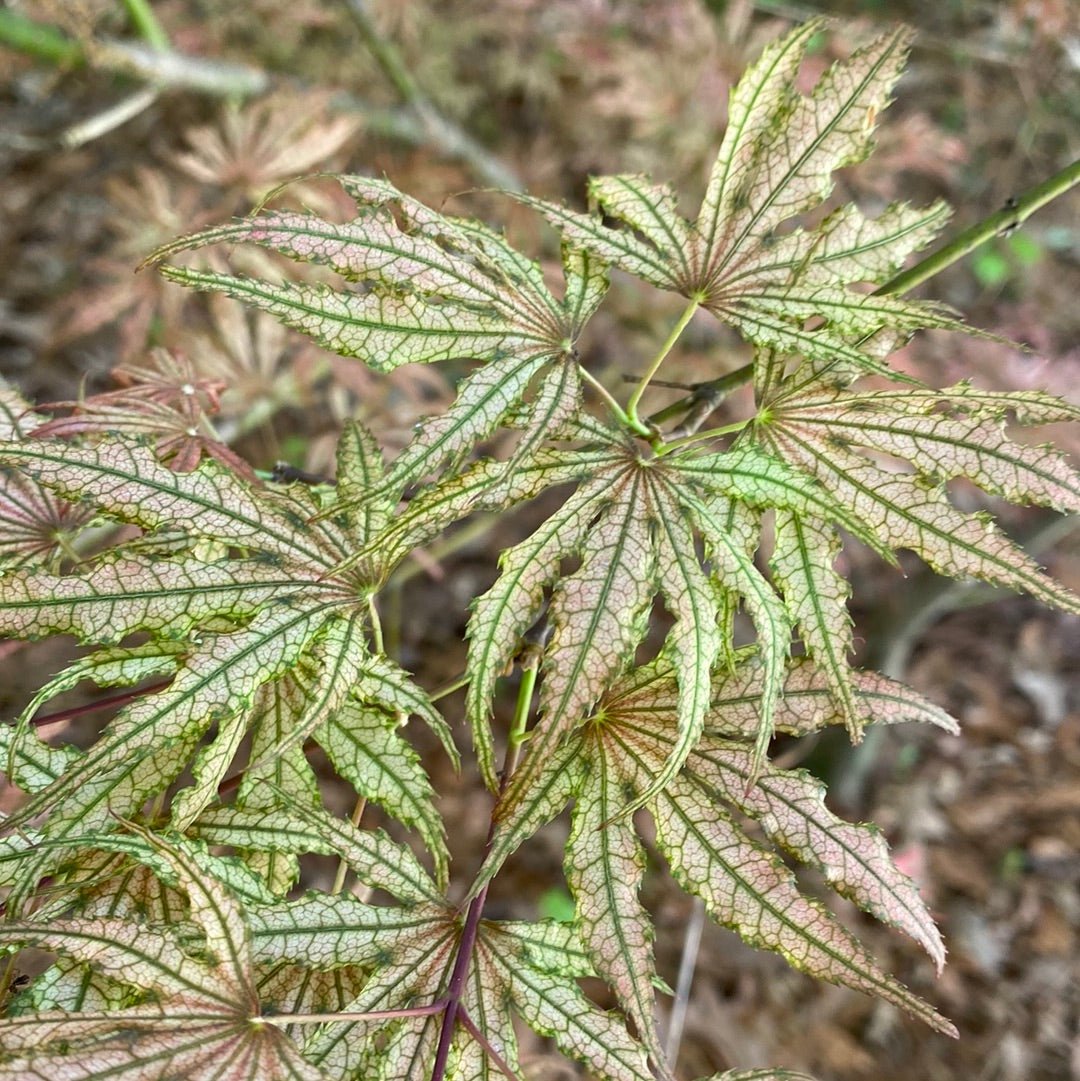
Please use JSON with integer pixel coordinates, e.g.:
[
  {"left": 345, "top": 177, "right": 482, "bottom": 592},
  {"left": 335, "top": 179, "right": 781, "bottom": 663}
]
[
  {"left": 430, "top": 673, "right": 470, "bottom": 703},
  {"left": 654, "top": 417, "right": 752, "bottom": 455},
  {"left": 367, "top": 595, "right": 385, "bottom": 654},
  {"left": 626, "top": 299, "right": 700, "bottom": 429},
  {"left": 0, "top": 12, "right": 83, "bottom": 66},
  {"left": 120, "top": 0, "right": 170, "bottom": 51},
  {"left": 879, "top": 157, "right": 1080, "bottom": 297},
  {"left": 331, "top": 795, "right": 369, "bottom": 895},
  {"left": 578, "top": 365, "right": 637, "bottom": 430},
  {"left": 507, "top": 663, "right": 539, "bottom": 753}
]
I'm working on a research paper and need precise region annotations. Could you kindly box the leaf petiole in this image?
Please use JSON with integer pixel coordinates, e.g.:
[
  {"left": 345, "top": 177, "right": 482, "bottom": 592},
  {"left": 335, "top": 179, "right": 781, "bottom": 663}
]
[
  {"left": 578, "top": 366, "right": 642, "bottom": 433},
  {"left": 654, "top": 417, "right": 752, "bottom": 455},
  {"left": 626, "top": 298, "right": 701, "bottom": 431}
]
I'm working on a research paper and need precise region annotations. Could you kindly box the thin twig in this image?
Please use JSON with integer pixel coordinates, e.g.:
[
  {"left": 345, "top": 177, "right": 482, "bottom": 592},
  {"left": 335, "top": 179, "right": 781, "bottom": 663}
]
[
  {"left": 341, "top": 0, "right": 521, "bottom": 191},
  {"left": 0, "top": 10, "right": 520, "bottom": 187},
  {"left": 663, "top": 897, "right": 705, "bottom": 1068}
]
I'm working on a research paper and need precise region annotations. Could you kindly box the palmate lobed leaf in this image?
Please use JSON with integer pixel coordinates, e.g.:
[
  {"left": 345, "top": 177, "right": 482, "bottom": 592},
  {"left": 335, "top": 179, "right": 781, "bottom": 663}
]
[
  {"left": 0, "top": 430, "right": 453, "bottom": 889},
  {"left": 479, "top": 427, "right": 816, "bottom": 821},
  {"left": 518, "top": 20, "right": 960, "bottom": 386},
  {"left": 0, "top": 831, "right": 329, "bottom": 1081},
  {"left": 478, "top": 422, "right": 903, "bottom": 816},
  {"left": 476, "top": 654, "right": 958, "bottom": 1057},
  {"left": 148, "top": 175, "right": 607, "bottom": 502}
]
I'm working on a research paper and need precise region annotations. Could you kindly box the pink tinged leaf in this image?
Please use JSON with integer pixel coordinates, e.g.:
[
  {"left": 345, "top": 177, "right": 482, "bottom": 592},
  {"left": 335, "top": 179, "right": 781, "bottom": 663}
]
[
  {"left": 770, "top": 510, "right": 865, "bottom": 739},
  {"left": 688, "top": 738, "right": 945, "bottom": 969},
  {"left": 773, "top": 386, "right": 1080, "bottom": 512},
  {"left": 487, "top": 939, "right": 655, "bottom": 1081},
  {"left": 297, "top": 917, "right": 458, "bottom": 1078},
  {"left": 314, "top": 701, "right": 449, "bottom": 889},
  {"left": 195, "top": 805, "right": 442, "bottom": 906},
  {"left": 0, "top": 472, "right": 93, "bottom": 570},
  {"left": 499, "top": 469, "right": 657, "bottom": 819},
  {"left": 379, "top": 350, "right": 551, "bottom": 496},
  {"left": 0, "top": 557, "right": 302, "bottom": 644},
  {"left": 673, "top": 442, "right": 884, "bottom": 555},
  {"left": 467, "top": 475, "right": 607, "bottom": 790},
  {"left": 768, "top": 429, "right": 1080, "bottom": 615},
  {"left": 246, "top": 896, "right": 450, "bottom": 969},
  {"left": 697, "top": 18, "right": 826, "bottom": 255},
  {"left": 474, "top": 734, "right": 583, "bottom": 894},
  {"left": 0, "top": 919, "right": 219, "bottom": 1003},
  {"left": 333, "top": 419, "right": 390, "bottom": 543},
  {"left": 708, "top": 654, "right": 959, "bottom": 738},
  {"left": 0, "top": 438, "right": 338, "bottom": 570},
  {"left": 182, "top": 211, "right": 507, "bottom": 307},
  {"left": 653, "top": 772, "right": 955, "bottom": 1035},
  {"left": 232, "top": 613, "right": 372, "bottom": 787},
  {"left": 587, "top": 174, "right": 695, "bottom": 286},
  {"left": 235, "top": 674, "right": 322, "bottom": 895},
  {"left": 485, "top": 356, "right": 584, "bottom": 502},
  {"left": 560, "top": 245, "right": 610, "bottom": 330},
  {"left": 705, "top": 25, "right": 914, "bottom": 284},
  {"left": 159, "top": 264, "right": 520, "bottom": 370},
  {"left": 16, "top": 601, "right": 332, "bottom": 839},
  {"left": 350, "top": 651, "right": 458, "bottom": 767},
  {"left": 623, "top": 479, "right": 723, "bottom": 810},
  {"left": 516, "top": 192, "right": 679, "bottom": 294},
  {"left": 799, "top": 200, "right": 952, "bottom": 287},
  {"left": 567, "top": 735, "right": 671, "bottom": 1077},
  {"left": 255, "top": 964, "right": 367, "bottom": 1049},
  {"left": 679, "top": 485, "right": 791, "bottom": 778},
  {"left": 494, "top": 919, "right": 595, "bottom": 980}
]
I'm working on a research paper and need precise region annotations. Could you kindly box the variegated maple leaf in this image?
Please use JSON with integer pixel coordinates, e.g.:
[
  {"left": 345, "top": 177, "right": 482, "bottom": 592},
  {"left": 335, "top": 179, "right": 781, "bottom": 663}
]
[
  {"left": 517, "top": 19, "right": 961, "bottom": 386},
  {"left": 458, "top": 414, "right": 886, "bottom": 803},
  {"left": 240, "top": 886, "right": 651, "bottom": 1081},
  {"left": 470, "top": 653, "right": 964, "bottom": 1061},
  {"left": 146, "top": 175, "right": 607, "bottom": 500},
  {"left": 752, "top": 381, "right": 1080, "bottom": 735},
  {"left": 0, "top": 831, "right": 330, "bottom": 1081},
  {"left": 0, "top": 424, "right": 455, "bottom": 896}
]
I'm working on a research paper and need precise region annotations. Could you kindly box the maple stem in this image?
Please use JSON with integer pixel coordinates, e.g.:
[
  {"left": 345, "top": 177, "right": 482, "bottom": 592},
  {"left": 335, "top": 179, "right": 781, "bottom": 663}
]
[
  {"left": 578, "top": 366, "right": 637, "bottom": 430},
  {"left": 120, "top": 0, "right": 170, "bottom": 51},
  {"left": 29, "top": 680, "right": 173, "bottom": 729},
  {"left": 430, "top": 673, "right": 470, "bottom": 703},
  {"left": 457, "top": 1007, "right": 521, "bottom": 1081},
  {"left": 879, "top": 157, "right": 1080, "bottom": 297},
  {"left": 429, "top": 658, "right": 538, "bottom": 1081},
  {"left": 626, "top": 299, "right": 700, "bottom": 431},
  {"left": 655, "top": 417, "right": 751, "bottom": 454},
  {"left": 368, "top": 595, "right": 385, "bottom": 654},
  {"left": 331, "top": 796, "right": 368, "bottom": 895}
]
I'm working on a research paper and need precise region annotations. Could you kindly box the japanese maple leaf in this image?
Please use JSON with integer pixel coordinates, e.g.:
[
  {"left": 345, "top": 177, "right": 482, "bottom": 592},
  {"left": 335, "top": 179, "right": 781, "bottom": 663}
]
[
  {"left": 146, "top": 175, "right": 608, "bottom": 500},
  {"left": 519, "top": 20, "right": 963, "bottom": 385},
  {"left": 469, "top": 654, "right": 965, "bottom": 1061},
  {"left": 0, "top": 831, "right": 330, "bottom": 1081},
  {"left": 0, "top": 423, "right": 454, "bottom": 887}
]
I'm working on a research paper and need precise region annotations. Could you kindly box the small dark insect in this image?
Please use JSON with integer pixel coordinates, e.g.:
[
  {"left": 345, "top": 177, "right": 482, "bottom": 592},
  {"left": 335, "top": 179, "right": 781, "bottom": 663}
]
[{"left": 269, "top": 461, "right": 333, "bottom": 486}]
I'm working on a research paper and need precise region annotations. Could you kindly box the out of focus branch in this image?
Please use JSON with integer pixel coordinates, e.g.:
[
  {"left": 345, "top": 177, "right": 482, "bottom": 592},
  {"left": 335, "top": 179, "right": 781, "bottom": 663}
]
[{"left": 0, "top": 10, "right": 521, "bottom": 189}]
